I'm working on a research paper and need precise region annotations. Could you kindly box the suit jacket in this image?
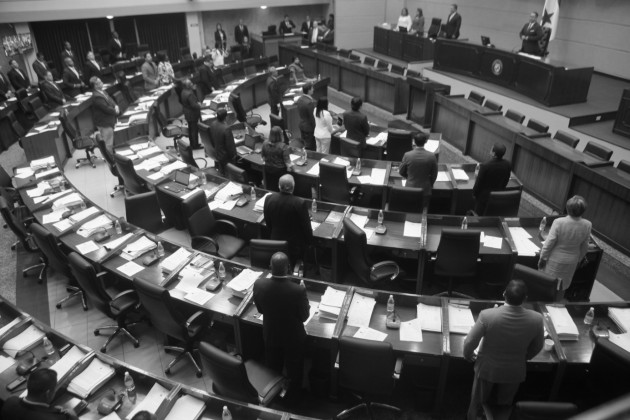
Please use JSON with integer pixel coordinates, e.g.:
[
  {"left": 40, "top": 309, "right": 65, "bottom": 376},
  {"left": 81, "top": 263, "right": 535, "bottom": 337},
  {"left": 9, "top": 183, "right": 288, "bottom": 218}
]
[
  {"left": 214, "top": 29, "right": 227, "bottom": 49},
  {"left": 464, "top": 305, "right": 544, "bottom": 384},
  {"left": 520, "top": 21, "right": 544, "bottom": 55},
  {"left": 279, "top": 20, "right": 296, "bottom": 34},
  {"left": 108, "top": 37, "right": 124, "bottom": 61},
  {"left": 60, "top": 49, "right": 80, "bottom": 71},
  {"left": 8, "top": 68, "right": 30, "bottom": 90},
  {"left": 83, "top": 60, "right": 102, "bottom": 85},
  {"left": 41, "top": 80, "right": 65, "bottom": 106},
  {"left": 0, "top": 72, "right": 12, "bottom": 101},
  {"left": 234, "top": 24, "right": 250, "bottom": 45},
  {"left": 301, "top": 20, "right": 313, "bottom": 34},
  {"left": 264, "top": 191, "right": 313, "bottom": 258},
  {"left": 342, "top": 110, "right": 370, "bottom": 146},
  {"left": 210, "top": 120, "right": 236, "bottom": 165},
  {"left": 253, "top": 274, "right": 310, "bottom": 348},
  {"left": 198, "top": 64, "right": 219, "bottom": 97},
  {"left": 296, "top": 94, "right": 316, "bottom": 133},
  {"left": 443, "top": 12, "right": 461, "bottom": 39},
  {"left": 399, "top": 147, "right": 438, "bottom": 194},
  {"left": 267, "top": 76, "right": 283, "bottom": 108},
  {"left": 472, "top": 157, "right": 511, "bottom": 211},
  {"left": 319, "top": 28, "right": 334, "bottom": 44},
  {"left": 141, "top": 61, "right": 159, "bottom": 91},
  {"left": 62, "top": 67, "right": 83, "bottom": 97},
  {"left": 91, "top": 90, "right": 118, "bottom": 128},
  {"left": 32, "top": 60, "right": 48, "bottom": 83},
  {"left": 180, "top": 87, "right": 201, "bottom": 122},
  {"left": 1, "top": 396, "right": 76, "bottom": 420}
]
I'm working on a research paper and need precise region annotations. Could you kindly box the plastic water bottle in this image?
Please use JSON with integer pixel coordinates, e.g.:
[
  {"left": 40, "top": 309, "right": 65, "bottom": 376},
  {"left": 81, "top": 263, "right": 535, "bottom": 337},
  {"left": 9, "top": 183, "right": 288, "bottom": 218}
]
[
  {"left": 43, "top": 337, "right": 55, "bottom": 357},
  {"left": 461, "top": 216, "right": 468, "bottom": 230},
  {"left": 584, "top": 307, "right": 595, "bottom": 325},
  {"left": 124, "top": 371, "right": 137, "bottom": 404},
  {"left": 311, "top": 199, "right": 317, "bottom": 214},
  {"left": 222, "top": 406, "right": 233, "bottom": 420},
  {"left": 378, "top": 209, "right": 384, "bottom": 225},
  {"left": 475, "top": 163, "right": 480, "bottom": 176},
  {"left": 355, "top": 158, "right": 361, "bottom": 172},
  {"left": 387, "top": 295, "right": 395, "bottom": 315},
  {"left": 218, "top": 262, "right": 226, "bottom": 280},
  {"left": 250, "top": 186, "right": 257, "bottom": 201},
  {"left": 156, "top": 241, "right": 165, "bottom": 257},
  {"left": 300, "top": 279, "right": 306, "bottom": 288},
  {"left": 539, "top": 217, "right": 547, "bottom": 234},
  {"left": 199, "top": 172, "right": 207, "bottom": 186},
  {"left": 80, "top": 201, "right": 86, "bottom": 210},
  {"left": 114, "top": 219, "right": 122, "bottom": 234}
]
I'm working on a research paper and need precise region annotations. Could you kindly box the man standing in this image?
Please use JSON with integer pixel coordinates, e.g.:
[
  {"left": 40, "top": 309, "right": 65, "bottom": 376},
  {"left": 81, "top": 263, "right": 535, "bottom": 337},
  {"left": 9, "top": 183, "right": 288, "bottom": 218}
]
[
  {"left": 1, "top": 368, "right": 79, "bottom": 420},
  {"left": 253, "top": 252, "right": 310, "bottom": 396},
  {"left": 266, "top": 67, "right": 283, "bottom": 116},
  {"left": 8, "top": 59, "right": 30, "bottom": 91},
  {"left": 83, "top": 51, "right": 102, "bottom": 85},
  {"left": 472, "top": 143, "right": 512, "bottom": 214},
  {"left": 464, "top": 280, "right": 544, "bottom": 420},
  {"left": 264, "top": 174, "right": 313, "bottom": 264},
  {"left": 342, "top": 97, "right": 370, "bottom": 148},
  {"left": 181, "top": 78, "right": 202, "bottom": 150},
  {"left": 520, "top": 12, "right": 544, "bottom": 55},
  {"left": 308, "top": 21, "right": 320, "bottom": 46},
  {"left": 234, "top": 19, "right": 250, "bottom": 57},
  {"left": 443, "top": 4, "right": 462, "bottom": 39},
  {"left": 41, "top": 71, "right": 66, "bottom": 106},
  {"left": 141, "top": 52, "right": 159, "bottom": 91},
  {"left": 32, "top": 52, "right": 49, "bottom": 83},
  {"left": 0, "top": 65, "right": 14, "bottom": 101},
  {"left": 301, "top": 16, "right": 313, "bottom": 37},
  {"left": 90, "top": 76, "right": 119, "bottom": 155},
  {"left": 62, "top": 57, "right": 84, "bottom": 97},
  {"left": 296, "top": 83, "right": 316, "bottom": 150},
  {"left": 199, "top": 55, "right": 219, "bottom": 98},
  {"left": 108, "top": 31, "right": 125, "bottom": 63},
  {"left": 210, "top": 108, "right": 236, "bottom": 174},
  {"left": 60, "top": 41, "right": 80, "bottom": 70},
  {"left": 399, "top": 132, "right": 438, "bottom": 201},
  {"left": 279, "top": 15, "right": 296, "bottom": 34}
]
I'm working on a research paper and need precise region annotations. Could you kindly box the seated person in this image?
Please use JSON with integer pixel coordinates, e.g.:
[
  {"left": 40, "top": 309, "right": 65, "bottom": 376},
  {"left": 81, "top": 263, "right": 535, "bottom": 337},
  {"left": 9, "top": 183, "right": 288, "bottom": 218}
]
[{"left": 288, "top": 56, "right": 315, "bottom": 84}]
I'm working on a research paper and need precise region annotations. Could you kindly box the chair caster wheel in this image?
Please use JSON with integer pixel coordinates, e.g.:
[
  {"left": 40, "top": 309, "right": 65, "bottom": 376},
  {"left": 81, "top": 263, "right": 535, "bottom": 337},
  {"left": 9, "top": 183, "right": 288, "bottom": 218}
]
[
  {"left": 56, "top": 303, "right": 61, "bottom": 309},
  {"left": 133, "top": 342, "right": 139, "bottom": 348},
  {"left": 91, "top": 164, "right": 96, "bottom": 168},
  {"left": 11, "top": 245, "right": 16, "bottom": 251},
  {"left": 94, "top": 330, "right": 100, "bottom": 336},
  {"left": 110, "top": 193, "right": 115, "bottom": 197},
  {"left": 75, "top": 165, "right": 79, "bottom": 169},
  {"left": 83, "top": 306, "right": 88, "bottom": 311},
  {"left": 23, "top": 272, "right": 27, "bottom": 277},
  {"left": 165, "top": 368, "right": 171, "bottom": 375},
  {"left": 196, "top": 371, "right": 202, "bottom": 378},
  {"left": 101, "top": 347, "right": 107, "bottom": 353}
]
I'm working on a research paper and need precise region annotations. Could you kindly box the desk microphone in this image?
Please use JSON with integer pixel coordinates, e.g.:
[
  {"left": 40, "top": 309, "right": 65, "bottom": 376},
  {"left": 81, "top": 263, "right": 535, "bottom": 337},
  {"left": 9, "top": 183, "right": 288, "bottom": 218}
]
[{"left": 97, "top": 388, "right": 124, "bottom": 415}]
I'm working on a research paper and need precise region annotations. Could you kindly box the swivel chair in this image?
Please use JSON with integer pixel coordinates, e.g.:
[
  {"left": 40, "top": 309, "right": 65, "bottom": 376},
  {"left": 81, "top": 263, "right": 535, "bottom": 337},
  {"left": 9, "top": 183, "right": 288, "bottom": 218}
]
[
  {"left": 269, "top": 114, "right": 291, "bottom": 144},
  {"left": 225, "top": 163, "right": 249, "bottom": 184},
  {"left": 512, "top": 264, "right": 560, "bottom": 303},
  {"left": 199, "top": 122, "right": 219, "bottom": 164},
  {"left": 526, "top": 118, "right": 549, "bottom": 134},
  {"left": 617, "top": 160, "right": 630, "bottom": 175},
  {"left": 319, "top": 161, "right": 360, "bottom": 205},
  {"left": 427, "top": 18, "right": 442, "bottom": 38},
  {"left": 468, "top": 91, "right": 485, "bottom": 106},
  {"left": 153, "top": 103, "right": 187, "bottom": 153},
  {"left": 339, "top": 137, "right": 362, "bottom": 159},
  {"left": 59, "top": 108, "right": 100, "bottom": 169},
  {"left": 113, "top": 153, "right": 149, "bottom": 196},
  {"left": 95, "top": 134, "right": 124, "bottom": 197},
  {"left": 386, "top": 186, "right": 424, "bottom": 213},
  {"left": 505, "top": 109, "right": 525, "bottom": 124},
  {"left": 432, "top": 228, "right": 480, "bottom": 298},
  {"left": 583, "top": 141, "right": 613, "bottom": 162},
  {"left": 481, "top": 189, "right": 522, "bottom": 217},
  {"left": 553, "top": 130, "right": 580, "bottom": 149},
  {"left": 385, "top": 129, "right": 413, "bottom": 162},
  {"left": 27, "top": 96, "right": 48, "bottom": 120},
  {"left": 177, "top": 137, "right": 207, "bottom": 169},
  {"left": 230, "top": 92, "right": 264, "bottom": 129},
  {"left": 249, "top": 239, "right": 289, "bottom": 270},
  {"left": 124, "top": 191, "right": 166, "bottom": 233},
  {"left": 155, "top": 184, "right": 187, "bottom": 230},
  {"left": 112, "top": 91, "right": 129, "bottom": 113}
]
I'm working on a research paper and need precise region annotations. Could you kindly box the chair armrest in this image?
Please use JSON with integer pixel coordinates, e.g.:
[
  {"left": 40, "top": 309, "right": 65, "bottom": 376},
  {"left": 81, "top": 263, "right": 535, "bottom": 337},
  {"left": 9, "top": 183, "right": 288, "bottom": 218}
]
[
  {"left": 371, "top": 260, "right": 400, "bottom": 281},
  {"left": 110, "top": 289, "right": 139, "bottom": 309},
  {"left": 186, "top": 310, "right": 210, "bottom": 337},
  {"left": 191, "top": 235, "right": 219, "bottom": 255},
  {"left": 393, "top": 356, "right": 403, "bottom": 380},
  {"left": 214, "top": 219, "right": 239, "bottom": 237},
  {"left": 166, "top": 117, "right": 184, "bottom": 126},
  {"left": 292, "top": 259, "right": 303, "bottom": 277}
]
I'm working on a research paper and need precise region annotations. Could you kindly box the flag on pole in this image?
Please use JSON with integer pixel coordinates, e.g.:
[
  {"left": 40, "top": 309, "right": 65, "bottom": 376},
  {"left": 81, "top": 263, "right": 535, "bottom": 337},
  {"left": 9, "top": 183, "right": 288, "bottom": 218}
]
[{"left": 542, "top": 0, "right": 560, "bottom": 41}]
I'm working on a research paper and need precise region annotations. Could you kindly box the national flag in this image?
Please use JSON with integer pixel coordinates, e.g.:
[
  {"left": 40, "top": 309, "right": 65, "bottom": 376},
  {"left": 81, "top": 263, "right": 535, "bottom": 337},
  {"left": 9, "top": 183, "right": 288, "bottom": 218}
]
[{"left": 542, "top": 0, "right": 560, "bottom": 41}]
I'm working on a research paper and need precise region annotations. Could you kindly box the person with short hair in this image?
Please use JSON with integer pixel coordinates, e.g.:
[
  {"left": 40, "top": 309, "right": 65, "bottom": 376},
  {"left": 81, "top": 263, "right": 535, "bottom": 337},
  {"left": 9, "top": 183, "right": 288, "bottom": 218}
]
[
  {"left": 279, "top": 14, "right": 296, "bottom": 34},
  {"left": 210, "top": 107, "right": 236, "bottom": 174},
  {"left": 399, "top": 132, "right": 438, "bottom": 201},
  {"left": 91, "top": 76, "right": 119, "bottom": 155},
  {"left": 341, "top": 97, "right": 370, "bottom": 148},
  {"left": 234, "top": 19, "right": 250, "bottom": 57},
  {"left": 464, "top": 280, "right": 544, "bottom": 420},
  {"left": 141, "top": 52, "right": 159, "bottom": 91},
  {"left": 181, "top": 78, "right": 202, "bottom": 149},
  {"left": 62, "top": 57, "right": 85, "bottom": 97},
  {"left": 520, "top": 11, "right": 544, "bottom": 55},
  {"left": 131, "top": 411, "right": 157, "bottom": 420},
  {"left": 397, "top": 7, "right": 412, "bottom": 32},
  {"left": 32, "top": 52, "right": 49, "bottom": 83},
  {"left": 539, "top": 195, "right": 592, "bottom": 299},
  {"left": 443, "top": 4, "right": 462, "bottom": 39},
  {"left": 472, "top": 143, "right": 512, "bottom": 214},
  {"left": 1, "top": 368, "right": 79, "bottom": 419},
  {"left": 83, "top": 51, "right": 102, "bottom": 85},
  {"left": 109, "top": 31, "right": 125, "bottom": 62},
  {"left": 266, "top": 67, "right": 283, "bottom": 115},
  {"left": 0, "top": 64, "right": 15, "bottom": 101},
  {"left": 296, "top": 83, "right": 316, "bottom": 150},
  {"left": 41, "top": 70, "right": 67, "bottom": 106},
  {"left": 8, "top": 59, "right": 31, "bottom": 91},
  {"left": 308, "top": 20, "right": 320, "bottom": 46},
  {"left": 199, "top": 55, "right": 220, "bottom": 97},
  {"left": 60, "top": 41, "right": 80, "bottom": 70}
]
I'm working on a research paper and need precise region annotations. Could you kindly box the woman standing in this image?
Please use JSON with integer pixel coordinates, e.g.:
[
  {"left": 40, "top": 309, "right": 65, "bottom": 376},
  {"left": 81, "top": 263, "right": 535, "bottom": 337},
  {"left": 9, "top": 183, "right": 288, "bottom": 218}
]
[
  {"left": 157, "top": 53, "right": 174, "bottom": 85},
  {"left": 262, "top": 126, "right": 294, "bottom": 191},
  {"left": 215, "top": 23, "right": 227, "bottom": 50},
  {"left": 313, "top": 97, "right": 335, "bottom": 153},
  {"left": 539, "top": 195, "right": 592, "bottom": 299},
  {"left": 410, "top": 8, "right": 425, "bottom": 35},
  {"left": 397, "top": 8, "right": 413, "bottom": 32}
]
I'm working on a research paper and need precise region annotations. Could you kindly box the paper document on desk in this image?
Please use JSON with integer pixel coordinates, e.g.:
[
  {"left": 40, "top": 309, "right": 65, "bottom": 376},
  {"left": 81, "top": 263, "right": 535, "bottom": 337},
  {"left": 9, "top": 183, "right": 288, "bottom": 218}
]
[
  {"left": 349, "top": 214, "right": 368, "bottom": 228},
  {"left": 0, "top": 355, "right": 15, "bottom": 374},
  {"left": 509, "top": 227, "right": 539, "bottom": 256},
  {"left": 609, "top": 332, "right": 630, "bottom": 353},
  {"left": 306, "top": 162, "right": 320, "bottom": 176},
  {"left": 117, "top": 261, "right": 144, "bottom": 277},
  {"left": 164, "top": 394, "right": 205, "bottom": 420},
  {"left": 184, "top": 289, "right": 216, "bottom": 306},
  {"left": 482, "top": 235, "right": 503, "bottom": 249},
  {"left": 436, "top": 171, "right": 449, "bottom": 182},
  {"left": 417, "top": 303, "right": 442, "bottom": 332},
  {"left": 76, "top": 241, "right": 100, "bottom": 256},
  {"left": 400, "top": 318, "right": 423, "bottom": 342},
  {"left": 214, "top": 182, "right": 243, "bottom": 202},
  {"left": 121, "top": 236, "right": 156, "bottom": 259},
  {"left": 42, "top": 208, "right": 66, "bottom": 224},
  {"left": 452, "top": 168, "right": 469, "bottom": 181},
  {"left": 403, "top": 221, "right": 422, "bottom": 238},
  {"left": 52, "top": 192, "right": 83, "bottom": 210},
  {"left": 161, "top": 248, "right": 193, "bottom": 274},
  {"left": 347, "top": 294, "right": 376, "bottom": 328},
  {"left": 35, "top": 168, "right": 61, "bottom": 180},
  {"left": 126, "top": 382, "right": 169, "bottom": 419},
  {"left": 354, "top": 327, "right": 387, "bottom": 341},
  {"left": 318, "top": 287, "right": 346, "bottom": 320},
  {"left": 50, "top": 346, "right": 86, "bottom": 380},
  {"left": 30, "top": 156, "right": 55, "bottom": 171},
  {"left": 254, "top": 193, "right": 272, "bottom": 212},
  {"left": 69, "top": 206, "right": 99, "bottom": 223},
  {"left": 160, "top": 160, "right": 187, "bottom": 175},
  {"left": 102, "top": 233, "right": 133, "bottom": 250},
  {"left": 333, "top": 157, "right": 351, "bottom": 167},
  {"left": 3, "top": 324, "right": 46, "bottom": 357},
  {"left": 425, "top": 139, "right": 439, "bottom": 153},
  {"left": 77, "top": 214, "right": 113, "bottom": 237},
  {"left": 546, "top": 305, "right": 579, "bottom": 340},
  {"left": 609, "top": 307, "right": 630, "bottom": 333},
  {"left": 175, "top": 266, "right": 209, "bottom": 293},
  {"left": 371, "top": 168, "right": 387, "bottom": 185},
  {"left": 53, "top": 219, "right": 73, "bottom": 233},
  {"left": 0, "top": 317, "right": 23, "bottom": 339},
  {"left": 448, "top": 304, "right": 475, "bottom": 335},
  {"left": 68, "top": 357, "right": 115, "bottom": 398},
  {"left": 226, "top": 269, "right": 262, "bottom": 298},
  {"left": 137, "top": 146, "right": 161, "bottom": 157}
]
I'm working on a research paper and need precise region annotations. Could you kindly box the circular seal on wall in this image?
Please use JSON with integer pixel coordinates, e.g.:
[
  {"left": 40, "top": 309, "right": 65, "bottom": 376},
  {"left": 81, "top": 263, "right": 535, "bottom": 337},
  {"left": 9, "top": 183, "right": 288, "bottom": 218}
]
[{"left": 491, "top": 59, "right": 503, "bottom": 76}]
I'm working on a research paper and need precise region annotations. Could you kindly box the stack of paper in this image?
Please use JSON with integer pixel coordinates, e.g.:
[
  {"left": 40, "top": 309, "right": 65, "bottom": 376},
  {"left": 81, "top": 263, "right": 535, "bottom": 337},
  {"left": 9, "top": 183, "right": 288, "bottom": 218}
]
[
  {"left": 436, "top": 171, "right": 450, "bottom": 182},
  {"left": 137, "top": 146, "right": 161, "bottom": 158},
  {"left": 50, "top": 346, "right": 86, "bottom": 380},
  {"left": 509, "top": 227, "right": 540, "bottom": 256},
  {"left": 425, "top": 139, "right": 439, "bottom": 153},
  {"left": 35, "top": 167, "right": 61, "bottom": 180},
  {"left": 128, "top": 113, "right": 148, "bottom": 125},
  {"left": 215, "top": 182, "right": 243, "bottom": 202},
  {"left": 366, "top": 132, "right": 388, "bottom": 146},
  {"left": 30, "top": 156, "right": 56, "bottom": 171},
  {"left": 254, "top": 193, "right": 272, "bottom": 212},
  {"left": 370, "top": 168, "right": 387, "bottom": 185},
  {"left": 400, "top": 319, "right": 423, "bottom": 342},
  {"left": 77, "top": 215, "right": 113, "bottom": 237},
  {"left": 52, "top": 193, "right": 83, "bottom": 210},
  {"left": 161, "top": 248, "right": 193, "bottom": 274},
  {"left": 160, "top": 160, "right": 187, "bottom": 175},
  {"left": 164, "top": 394, "right": 205, "bottom": 420},
  {"left": 67, "top": 357, "right": 115, "bottom": 398},
  {"left": 609, "top": 332, "right": 630, "bottom": 353},
  {"left": 0, "top": 317, "right": 23, "bottom": 339},
  {"left": 0, "top": 355, "right": 15, "bottom": 374},
  {"left": 346, "top": 294, "right": 376, "bottom": 328},
  {"left": 175, "top": 267, "right": 210, "bottom": 293},
  {"left": 609, "top": 307, "right": 630, "bottom": 333},
  {"left": 126, "top": 382, "right": 169, "bottom": 420},
  {"left": 69, "top": 206, "right": 99, "bottom": 224},
  {"left": 134, "top": 159, "right": 161, "bottom": 172},
  {"left": 319, "top": 287, "right": 346, "bottom": 320},
  {"left": 448, "top": 304, "right": 475, "bottom": 335},
  {"left": 2, "top": 325, "right": 46, "bottom": 357},
  {"left": 546, "top": 306, "right": 579, "bottom": 341},
  {"left": 103, "top": 233, "right": 134, "bottom": 250},
  {"left": 452, "top": 168, "right": 470, "bottom": 181},
  {"left": 226, "top": 269, "right": 262, "bottom": 298},
  {"left": 403, "top": 221, "right": 422, "bottom": 238},
  {"left": 353, "top": 327, "right": 387, "bottom": 341},
  {"left": 306, "top": 162, "right": 320, "bottom": 176},
  {"left": 121, "top": 236, "right": 156, "bottom": 259}
]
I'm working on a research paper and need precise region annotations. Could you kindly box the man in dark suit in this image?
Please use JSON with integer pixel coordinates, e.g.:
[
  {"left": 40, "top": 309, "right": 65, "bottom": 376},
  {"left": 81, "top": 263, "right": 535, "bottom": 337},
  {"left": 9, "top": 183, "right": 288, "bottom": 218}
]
[
  {"left": 90, "top": 76, "right": 119, "bottom": 154},
  {"left": 0, "top": 66, "right": 13, "bottom": 101},
  {"left": 60, "top": 41, "right": 80, "bottom": 71},
  {"left": 32, "top": 52, "right": 49, "bottom": 84},
  {"left": 253, "top": 251, "right": 310, "bottom": 395},
  {"left": 1, "top": 368, "right": 79, "bottom": 420},
  {"left": 472, "top": 143, "right": 512, "bottom": 214},
  {"left": 520, "top": 12, "right": 544, "bottom": 55},
  {"left": 210, "top": 108, "right": 236, "bottom": 174},
  {"left": 301, "top": 15, "right": 313, "bottom": 36},
  {"left": 198, "top": 56, "right": 219, "bottom": 98},
  {"left": 279, "top": 15, "right": 296, "bottom": 34},
  {"left": 234, "top": 19, "right": 250, "bottom": 57},
  {"left": 264, "top": 174, "right": 313, "bottom": 263},
  {"left": 83, "top": 51, "right": 102, "bottom": 85},
  {"left": 62, "top": 57, "right": 85, "bottom": 97},
  {"left": 399, "top": 132, "right": 438, "bottom": 200},
  {"left": 41, "top": 71, "right": 67, "bottom": 106},
  {"left": 443, "top": 4, "right": 462, "bottom": 39},
  {"left": 318, "top": 26, "right": 334, "bottom": 44},
  {"left": 8, "top": 59, "right": 30, "bottom": 91},
  {"left": 180, "top": 78, "right": 202, "bottom": 149},
  {"left": 464, "top": 280, "right": 544, "bottom": 420},
  {"left": 342, "top": 97, "right": 370, "bottom": 148},
  {"left": 266, "top": 67, "right": 283, "bottom": 116},
  {"left": 296, "top": 83, "right": 316, "bottom": 150},
  {"left": 108, "top": 31, "right": 125, "bottom": 63}
]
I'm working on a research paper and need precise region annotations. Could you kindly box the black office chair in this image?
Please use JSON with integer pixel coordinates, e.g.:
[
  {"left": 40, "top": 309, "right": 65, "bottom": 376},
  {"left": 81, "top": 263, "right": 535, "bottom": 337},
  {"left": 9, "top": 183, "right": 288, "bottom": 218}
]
[
  {"left": 155, "top": 184, "right": 187, "bottom": 230},
  {"left": 181, "top": 190, "right": 246, "bottom": 259},
  {"left": 30, "top": 223, "right": 87, "bottom": 310},
  {"left": 505, "top": 109, "right": 525, "bottom": 124},
  {"left": 6, "top": 110, "right": 26, "bottom": 145},
  {"left": 95, "top": 134, "right": 125, "bottom": 197},
  {"left": 133, "top": 277, "right": 208, "bottom": 377},
  {"left": 125, "top": 191, "right": 166, "bottom": 233},
  {"left": 484, "top": 99, "right": 503, "bottom": 112},
  {"left": 553, "top": 130, "right": 580, "bottom": 149},
  {"left": 363, "top": 57, "right": 376, "bottom": 68},
  {"left": 428, "top": 18, "right": 442, "bottom": 38},
  {"left": 177, "top": 138, "right": 207, "bottom": 169},
  {"left": 432, "top": 228, "right": 480, "bottom": 298},
  {"left": 583, "top": 337, "right": 630, "bottom": 409},
  {"left": 583, "top": 141, "right": 613, "bottom": 161},
  {"left": 342, "top": 218, "right": 400, "bottom": 287},
  {"left": 225, "top": 163, "right": 249, "bottom": 184},
  {"left": 526, "top": 118, "right": 549, "bottom": 134},
  {"left": 153, "top": 103, "right": 187, "bottom": 152},
  {"left": 59, "top": 109, "right": 100, "bottom": 169},
  {"left": 338, "top": 49, "right": 351, "bottom": 58},
  {"left": 512, "top": 264, "right": 559, "bottom": 303},
  {"left": 68, "top": 252, "right": 141, "bottom": 353},
  {"left": 249, "top": 239, "right": 289, "bottom": 269},
  {"left": 268, "top": 54, "right": 278, "bottom": 65},
  {"left": 319, "top": 161, "right": 360, "bottom": 205},
  {"left": 617, "top": 160, "right": 630, "bottom": 174},
  {"left": 112, "top": 91, "right": 129, "bottom": 113},
  {"left": 230, "top": 92, "right": 264, "bottom": 129},
  {"left": 468, "top": 91, "right": 485, "bottom": 106},
  {"left": 199, "top": 122, "right": 219, "bottom": 163},
  {"left": 390, "top": 64, "right": 405, "bottom": 76},
  {"left": 339, "top": 137, "right": 362, "bottom": 159},
  {"left": 406, "top": 70, "right": 420, "bottom": 78},
  {"left": 386, "top": 186, "right": 424, "bottom": 213},
  {"left": 386, "top": 129, "right": 413, "bottom": 162},
  {"left": 263, "top": 165, "right": 286, "bottom": 192},
  {"left": 481, "top": 189, "right": 522, "bottom": 217},
  {"left": 28, "top": 96, "right": 48, "bottom": 120},
  {"left": 113, "top": 153, "right": 149, "bottom": 196},
  {"left": 335, "top": 336, "right": 402, "bottom": 420},
  {"left": 269, "top": 114, "right": 291, "bottom": 144},
  {"left": 198, "top": 341, "right": 286, "bottom": 406}
]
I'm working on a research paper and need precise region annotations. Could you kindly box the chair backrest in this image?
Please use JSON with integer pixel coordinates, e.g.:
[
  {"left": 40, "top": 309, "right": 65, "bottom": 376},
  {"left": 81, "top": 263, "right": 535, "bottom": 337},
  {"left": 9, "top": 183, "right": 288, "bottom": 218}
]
[
  {"left": 125, "top": 191, "right": 164, "bottom": 233},
  {"left": 505, "top": 109, "right": 525, "bottom": 124},
  {"left": 95, "top": 134, "right": 117, "bottom": 176},
  {"left": 176, "top": 138, "right": 198, "bottom": 169},
  {"left": 363, "top": 57, "right": 376, "bottom": 67},
  {"left": 512, "top": 264, "right": 558, "bottom": 303},
  {"left": 388, "top": 186, "right": 424, "bottom": 213},
  {"left": 199, "top": 122, "right": 217, "bottom": 161},
  {"left": 342, "top": 218, "right": 371, "bottom": 283},
  {"left": 225, "top": 163, "right": 248, "bottom": 184},
  {"left": 7, "top": 110, "right": 26, "bottom": 138},
  {"left": 0, "top": 165, "right": 12, "bottom": 188},
  {"left": 133, "top": 277, "right": 187, "bottom": 341},
  {"left": 585, "top": 339, "right": 630, "bottom": 408},
  {"left": 269, "top": 113, "right": 285, "bottom": 130},
  {"left": 390, "top": 64, "right": 405, "bottom": 76},
  {"left": 428, "top": 18, "right": 442, "bottom": 37},
  {"left": 28, "top": 97, "right": 47, "bottom": 120},
  {"left": 198, "top": 341, "right": 259, "bottom": 404},
  {"left": 468, "top": 90, "right": 485, "bottom": 105},
  {"left": 112, "top": 91, "right": 128, "bottom": 112},
  {"left": 249, "top": 239, "right": 289, "bottom": 269},
  {"left": 406, "top": 70, "right": 420, "bottom": 78},
  {"left": 526, "top": 118, "right": 549, "bottom": 133},
  {"left": 338, "top": 49, "right": 351, "bottom": 58},
  {"left": 319, "top": 161, "right": 350, "bottom": 204},
  {"left": 181, "top": 190, "right": 217, "bottom": 238},
  {"left": 155, "top": 185, "right": 187, "bottom": 230},
  {"left": 30, "top": 222, "right": 71, "bottom": 276},
  {"left": 59, "top": 108, "right": 79, "bottom": 140},
  {"left": 229, "top": 92, "right": 247, "bottom": 123},
  {"left": 338, "top": 336, "right": 396, "bottom": 397},
  {"left": 484, "top": 99, "right": 503, "bottom": 112},
  {"left": 68, "top": 252, "right": 112, "bottom": 316},
  {"left": 0, "top": 196, "right": 31, "bottom": 249},
  {"left": 113, "top": 153, "right": 148, "bottom": 195},
  {"left": 617, "top": 160, "right": 630, "bottom": 174},
  {"left": 339, "top": 137, "right": 361, "bottom": 159},
  {"left": 376, "top": 60, "right": 388, "bottom": 71},
  {"left": 510, "top": 401, "right": 577, "bottom": 420},
  {"left": 583, "top": 141, "right": 613, "bottom": 161},
  {"left": 483, "top": 189, "right": 521, "bottom": 217},
  {"left": 553, "top": 130, "right": 579, "bottom": 149},
  {"left": 386, "top": 129, "right": 413, "bottom": 162},
  {"left": 435, "top": 228, "right": 480, "bottom": 277}
]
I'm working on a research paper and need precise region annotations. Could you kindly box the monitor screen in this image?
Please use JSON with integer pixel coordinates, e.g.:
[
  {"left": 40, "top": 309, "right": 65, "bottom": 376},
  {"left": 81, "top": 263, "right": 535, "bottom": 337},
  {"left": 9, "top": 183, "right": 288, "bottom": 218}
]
[{"left": 174, "top": 170, "right": 190, "bottom": 185}]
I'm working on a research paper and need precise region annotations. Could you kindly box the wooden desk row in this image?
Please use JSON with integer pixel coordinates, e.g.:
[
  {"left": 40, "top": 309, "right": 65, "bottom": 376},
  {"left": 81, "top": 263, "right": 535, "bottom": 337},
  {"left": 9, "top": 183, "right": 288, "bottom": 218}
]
[{"left": 373, "top": 26, "right": 436, "bottom": 62}]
